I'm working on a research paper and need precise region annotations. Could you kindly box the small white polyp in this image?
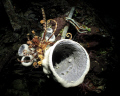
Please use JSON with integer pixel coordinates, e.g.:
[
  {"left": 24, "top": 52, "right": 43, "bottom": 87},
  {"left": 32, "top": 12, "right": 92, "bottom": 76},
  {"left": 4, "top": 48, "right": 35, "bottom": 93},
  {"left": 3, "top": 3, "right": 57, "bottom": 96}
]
[
  {"left": 42, "top": 28, "right": 55, "bottom": 42},
  {"left": 42, "top": 39, "right": 90, "bottom": 88}
]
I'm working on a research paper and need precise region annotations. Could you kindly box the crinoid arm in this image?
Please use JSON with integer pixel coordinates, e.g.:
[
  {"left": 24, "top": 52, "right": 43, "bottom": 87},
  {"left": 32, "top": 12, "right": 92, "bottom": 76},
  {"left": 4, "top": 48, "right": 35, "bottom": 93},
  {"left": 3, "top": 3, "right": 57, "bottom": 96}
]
[
  {"left": 18, "top": 8, "right": 57, "bottom": 68},
  {"left": 33, "top": 62, "right": 39, "bottom": 68},
  {"left": 47, "top": 19, "right": 57, "bottom": 41},
  {"left": 41, "top": 8, "right": 47, "bottom": 40},
  {"left": 17, "top": 55, "right": 34, "bottom": 67},
  {"left": 66, "top": 33, "right": 72, "bottom": 39}
]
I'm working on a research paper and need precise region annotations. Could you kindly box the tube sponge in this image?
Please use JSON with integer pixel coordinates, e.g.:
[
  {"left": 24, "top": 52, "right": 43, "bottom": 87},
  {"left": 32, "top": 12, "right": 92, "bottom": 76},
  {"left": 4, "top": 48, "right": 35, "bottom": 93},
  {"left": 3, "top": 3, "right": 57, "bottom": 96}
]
[
  {"left": 42, "top": 39, "right": 90, "bottom": 87},
  {"left": 21, "top": 55, "right": 34, "bottom": 66},
  {"left": 18, "top": 44, "right": 29, "bottom": 56},
  {"left": 18, "top": 44, "right": 36, "bottom": 67}
]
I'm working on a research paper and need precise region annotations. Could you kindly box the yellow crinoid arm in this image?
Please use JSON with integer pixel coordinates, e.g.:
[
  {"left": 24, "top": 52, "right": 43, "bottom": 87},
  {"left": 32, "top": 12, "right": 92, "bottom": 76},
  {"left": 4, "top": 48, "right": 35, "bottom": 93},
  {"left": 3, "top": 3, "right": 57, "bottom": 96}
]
[
  {"left": 33, "top": 62, "right": 39, "bottom": 68},
  {"left": 66, "top": 33, "right": 72, "bottom": 39},
  {"left": 41, "top": 8, "right": 47, "bottom": 40}
]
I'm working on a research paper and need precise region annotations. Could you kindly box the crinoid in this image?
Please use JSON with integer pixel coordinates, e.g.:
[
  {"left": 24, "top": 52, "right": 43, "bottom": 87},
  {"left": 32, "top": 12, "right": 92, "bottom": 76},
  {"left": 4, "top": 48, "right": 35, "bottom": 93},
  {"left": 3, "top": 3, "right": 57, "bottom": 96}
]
[
  {"left": 18, "top": 8, "right": 58, "bottom": 68},
  {"left": 18, "top": 8, "right": 73, "bottom": 68}
]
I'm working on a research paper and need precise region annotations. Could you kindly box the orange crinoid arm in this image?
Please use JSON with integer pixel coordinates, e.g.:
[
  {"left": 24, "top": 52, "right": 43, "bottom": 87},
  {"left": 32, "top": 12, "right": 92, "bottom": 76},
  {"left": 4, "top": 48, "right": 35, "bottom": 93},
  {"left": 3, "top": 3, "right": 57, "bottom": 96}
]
[{"left": 47, "top": 19, "right": 57, "bottom": 41}]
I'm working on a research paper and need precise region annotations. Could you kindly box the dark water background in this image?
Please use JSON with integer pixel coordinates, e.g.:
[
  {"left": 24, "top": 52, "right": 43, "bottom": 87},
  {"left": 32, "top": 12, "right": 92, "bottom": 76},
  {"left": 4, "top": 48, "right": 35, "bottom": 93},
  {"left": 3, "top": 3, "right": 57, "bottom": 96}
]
[
  {"left": 85, "top": 0, "right": 120, "bottom": 95},
  {"left": 0, "top": 0, "right": 120, "bottom": 96}
]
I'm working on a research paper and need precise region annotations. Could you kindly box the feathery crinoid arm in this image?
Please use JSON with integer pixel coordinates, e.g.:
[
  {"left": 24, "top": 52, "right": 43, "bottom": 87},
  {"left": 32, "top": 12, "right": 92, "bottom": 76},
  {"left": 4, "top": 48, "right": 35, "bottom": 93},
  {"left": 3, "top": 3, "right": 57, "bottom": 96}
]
[
  {"left": 41, "top": 8, "right": 47, "bottom": 40},
  {"left": 47, "top": 19, "right": 57, "bottom": 41}
]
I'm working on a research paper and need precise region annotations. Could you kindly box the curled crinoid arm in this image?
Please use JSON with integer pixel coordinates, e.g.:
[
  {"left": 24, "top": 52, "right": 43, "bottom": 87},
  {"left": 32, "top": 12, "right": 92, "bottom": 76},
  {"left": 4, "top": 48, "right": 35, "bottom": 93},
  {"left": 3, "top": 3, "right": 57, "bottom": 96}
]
[
  {"left": 40, "top": 20, "right": 46, "bottom": 24},
  {"left": 47, "top": 19, "right": 57, "bottom": 41},
  {"left": 33, "top": 62, "right": 39, "bottom": 68},
  {"left": 66, "top": 33, "right": 72, "bottom": 39},
  {"left": 41, "top": 8, "right": 47, "bottom": 40}
]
